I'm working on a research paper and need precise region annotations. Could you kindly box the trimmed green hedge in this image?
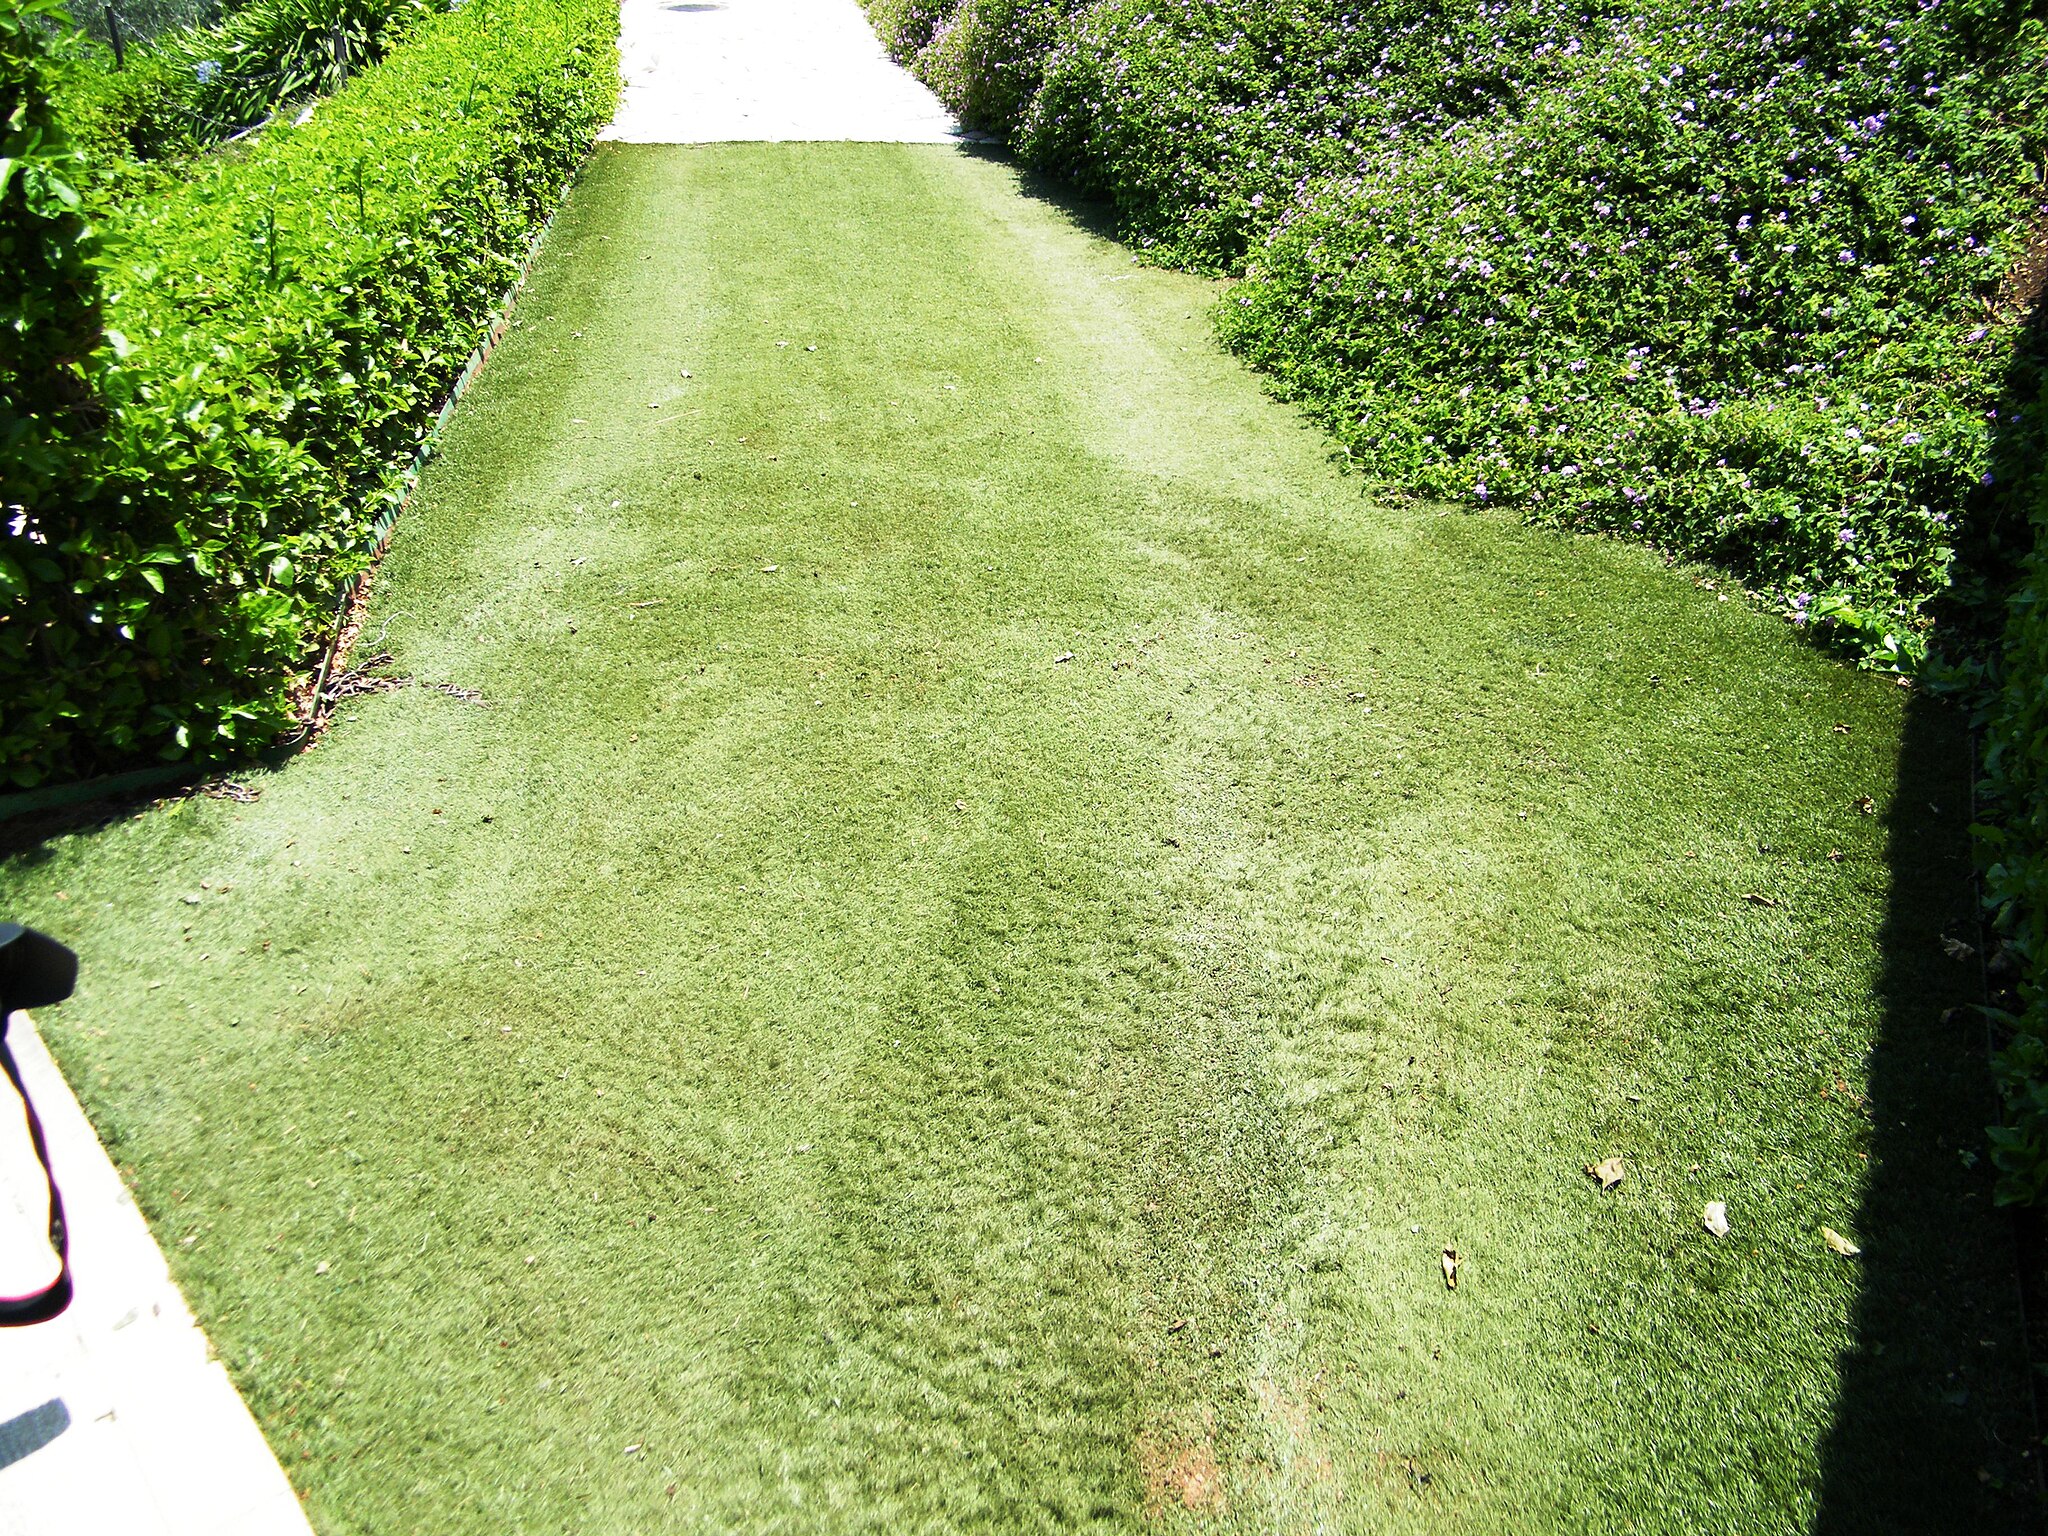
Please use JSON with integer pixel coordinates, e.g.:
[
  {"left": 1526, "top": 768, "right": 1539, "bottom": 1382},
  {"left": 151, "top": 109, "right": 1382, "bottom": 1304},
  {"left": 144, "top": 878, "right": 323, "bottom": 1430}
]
[
  {"left": 0, "top": 0, "right": 618, "bottom": 786},
  {"left": 866, "top": 0, "right": 2048, "bottom": 669},
  {"left": 1, "top": 2, "right": 105, "bottom": 581}
]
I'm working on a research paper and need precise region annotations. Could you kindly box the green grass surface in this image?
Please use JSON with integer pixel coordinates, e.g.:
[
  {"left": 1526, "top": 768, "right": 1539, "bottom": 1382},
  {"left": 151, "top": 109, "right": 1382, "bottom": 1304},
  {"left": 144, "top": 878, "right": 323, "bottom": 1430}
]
[{"left": 1, "top": 144, "right": 2035, "bottom": 1532}]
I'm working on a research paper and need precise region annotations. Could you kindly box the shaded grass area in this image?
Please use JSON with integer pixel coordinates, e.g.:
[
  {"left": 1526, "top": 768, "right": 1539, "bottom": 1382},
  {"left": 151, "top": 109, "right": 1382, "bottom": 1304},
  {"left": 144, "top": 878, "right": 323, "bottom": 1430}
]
[{"left": 0, "top": 144, "right": 2034, "bottom": 1531}]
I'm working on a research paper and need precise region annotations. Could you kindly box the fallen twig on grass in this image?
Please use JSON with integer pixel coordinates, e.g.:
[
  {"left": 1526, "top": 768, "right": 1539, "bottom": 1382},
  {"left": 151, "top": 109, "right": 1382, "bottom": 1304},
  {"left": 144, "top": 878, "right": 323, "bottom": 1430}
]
[{"left": 323, "top": 653, "right": 487, "bottom": 709}]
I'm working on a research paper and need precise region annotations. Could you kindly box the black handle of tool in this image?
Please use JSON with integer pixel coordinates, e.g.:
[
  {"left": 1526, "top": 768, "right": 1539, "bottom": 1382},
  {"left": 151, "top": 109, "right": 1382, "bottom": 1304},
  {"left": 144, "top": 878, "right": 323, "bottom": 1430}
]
[{"left": 0, "top": 924, "right": 77, "bottom": 1326}]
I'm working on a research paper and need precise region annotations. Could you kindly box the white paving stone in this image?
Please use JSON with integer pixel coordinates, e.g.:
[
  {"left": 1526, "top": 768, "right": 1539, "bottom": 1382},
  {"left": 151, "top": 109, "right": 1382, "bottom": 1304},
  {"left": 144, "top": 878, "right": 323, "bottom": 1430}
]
[
  {"left": 0, "top": 1011, "right": 312, "bottom": 1536},
  {"left": 604, "top": 0, "right": 973, "bottom": 143}
]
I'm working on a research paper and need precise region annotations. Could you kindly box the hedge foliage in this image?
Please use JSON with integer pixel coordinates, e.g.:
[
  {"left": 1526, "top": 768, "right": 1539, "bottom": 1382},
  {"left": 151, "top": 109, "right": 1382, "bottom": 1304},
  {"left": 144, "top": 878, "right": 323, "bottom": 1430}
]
[
  {"left": 2, "top": 1, "right": 106, "bottom": 585},
  {"left": 1982, "top": 267, "right": 2048, "bottom": 1203},
  {"left": 866, "top": 0, "right": 2047, "bottom": 669},
  {"left": 60, "top": 0, "right": 445, "bottom": 165},
  {"left": 0, "top": 0, "right": 618, "bottom": 786}
]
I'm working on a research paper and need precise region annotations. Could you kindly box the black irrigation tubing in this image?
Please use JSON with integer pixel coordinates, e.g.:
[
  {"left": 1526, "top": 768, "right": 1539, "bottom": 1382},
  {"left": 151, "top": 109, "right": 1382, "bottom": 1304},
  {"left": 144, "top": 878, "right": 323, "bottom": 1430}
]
[{"left": 299, "top": 178, "right": 577, "bottom": 730}]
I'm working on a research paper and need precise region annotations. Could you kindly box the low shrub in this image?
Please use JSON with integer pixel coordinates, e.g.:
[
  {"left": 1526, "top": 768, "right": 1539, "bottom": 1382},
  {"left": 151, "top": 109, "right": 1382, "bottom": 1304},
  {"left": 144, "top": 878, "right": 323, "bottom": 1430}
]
[
  {"left": 0, "top": 0, "right": 619, "bottom": 785},
  {"left": 59, "top": 0, "right": 446, "bottom": 165}
]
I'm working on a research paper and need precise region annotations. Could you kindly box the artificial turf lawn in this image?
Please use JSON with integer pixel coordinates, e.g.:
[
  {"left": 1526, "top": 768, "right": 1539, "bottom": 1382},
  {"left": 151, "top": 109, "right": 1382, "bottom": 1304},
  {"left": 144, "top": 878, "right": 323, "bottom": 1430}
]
[{"left": 1, "top": 143, "right": 2036, "bottom": 1532}]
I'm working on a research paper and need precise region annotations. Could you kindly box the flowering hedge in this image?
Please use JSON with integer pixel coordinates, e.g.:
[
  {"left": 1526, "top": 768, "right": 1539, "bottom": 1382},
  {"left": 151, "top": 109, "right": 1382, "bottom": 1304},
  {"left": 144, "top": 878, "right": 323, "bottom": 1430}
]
[
  {"left": 0, "top": 0, "right": 618, "bottom": 787},
  {"left": 866, "top": 0, "right": 2047, "bottom": 667}
]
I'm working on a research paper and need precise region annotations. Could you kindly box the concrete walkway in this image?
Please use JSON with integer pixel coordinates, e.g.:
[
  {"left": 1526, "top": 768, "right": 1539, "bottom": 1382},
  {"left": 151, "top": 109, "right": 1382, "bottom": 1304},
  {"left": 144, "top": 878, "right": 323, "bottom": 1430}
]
[
  {"left": 0, "top": 1012, "right": 312, "bottom": 1536},
  {"left": 604, "top": 0, "right": 969, "bottom": 143}
]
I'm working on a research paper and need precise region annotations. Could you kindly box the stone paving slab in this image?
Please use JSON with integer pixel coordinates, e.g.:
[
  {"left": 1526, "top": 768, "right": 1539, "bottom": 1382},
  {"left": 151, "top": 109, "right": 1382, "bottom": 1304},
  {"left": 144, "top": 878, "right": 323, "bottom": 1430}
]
[
  {"left": 0, "top": 1011, "right": 312, "bottom": 1536},
  {"left": 605, "top": 0, "right": 973, "bottom": 143}
]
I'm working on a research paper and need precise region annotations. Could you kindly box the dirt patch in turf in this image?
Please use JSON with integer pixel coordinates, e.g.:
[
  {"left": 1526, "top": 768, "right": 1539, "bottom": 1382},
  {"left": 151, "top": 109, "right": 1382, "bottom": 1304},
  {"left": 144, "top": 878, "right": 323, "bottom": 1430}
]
[{"left": 1137, "top": 1427, "right": 1227, "bottom": 1516}]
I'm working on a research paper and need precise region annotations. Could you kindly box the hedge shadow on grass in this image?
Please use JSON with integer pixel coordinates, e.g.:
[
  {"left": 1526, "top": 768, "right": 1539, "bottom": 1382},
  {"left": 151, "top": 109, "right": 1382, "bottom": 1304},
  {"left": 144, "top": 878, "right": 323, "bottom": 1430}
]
[
  {"left": 1813, "top": 692, "right": 2039, "bottom": 1531},
  {"left": 955, "top": 137, "right": 1126, "bottom": 256}
]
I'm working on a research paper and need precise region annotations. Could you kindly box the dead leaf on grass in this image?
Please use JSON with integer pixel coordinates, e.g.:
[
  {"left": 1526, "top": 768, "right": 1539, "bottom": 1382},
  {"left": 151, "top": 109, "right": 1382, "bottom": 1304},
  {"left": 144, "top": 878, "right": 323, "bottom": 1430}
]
[
  {"left": 1703, "top": 1201, "right": 1730, "bottom": 1238},
  {"left": 1823, "top": 1226, "right": 1862, "bottom": 1257},
  {"left": 1441, "top": 1248, "right": 1460, "bottom": 1289},
  {"left": 1856, "top": 796, "right": 1877, "bottom": 816},
  {"left": 1586, "top": 1156, "right": 1625, "bottom": 1190}
]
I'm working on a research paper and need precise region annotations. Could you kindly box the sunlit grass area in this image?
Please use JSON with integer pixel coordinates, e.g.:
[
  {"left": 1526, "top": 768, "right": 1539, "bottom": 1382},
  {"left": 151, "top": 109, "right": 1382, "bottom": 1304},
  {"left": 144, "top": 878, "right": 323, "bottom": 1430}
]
[{"left": 1, "top": 144, "right": 2030, "bottom": 1532}]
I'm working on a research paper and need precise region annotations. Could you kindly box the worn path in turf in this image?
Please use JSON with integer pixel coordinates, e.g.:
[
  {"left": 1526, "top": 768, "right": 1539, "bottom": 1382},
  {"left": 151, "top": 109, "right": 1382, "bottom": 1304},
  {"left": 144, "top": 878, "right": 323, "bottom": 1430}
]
[{"left": 2, "top": 139, "right": 2032, "bottom": 1533}]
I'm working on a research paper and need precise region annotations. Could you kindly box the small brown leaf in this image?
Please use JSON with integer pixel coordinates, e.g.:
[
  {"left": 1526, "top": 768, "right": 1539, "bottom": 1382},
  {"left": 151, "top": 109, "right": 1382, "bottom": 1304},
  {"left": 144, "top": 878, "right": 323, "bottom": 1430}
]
[
  {"left": 1586, "top": 1157, "right": 1625, "bottom": 1190},
  {"left": 1743, "top": 893, "right": 1780, "bottom": 908},
  {"left": 1822, "top": 1226, "right": 1861, "bottom": 1257},
  {"left": 1441, "top": 1249, "right": 1460, "bottom": 1290},
  {"left": 1856, "top": 797, "right": 1877, "bottom": 816}
]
